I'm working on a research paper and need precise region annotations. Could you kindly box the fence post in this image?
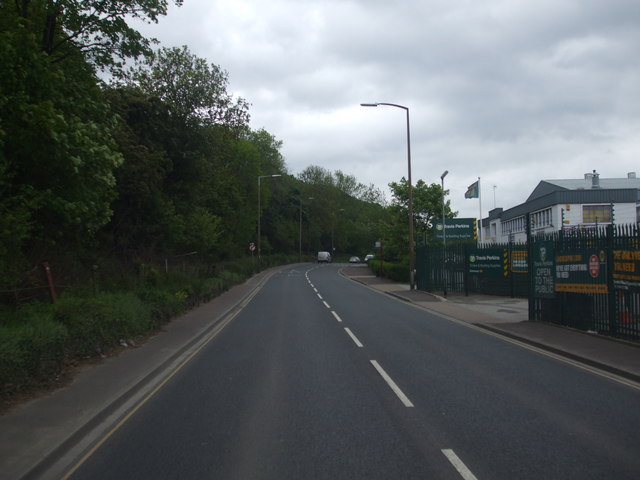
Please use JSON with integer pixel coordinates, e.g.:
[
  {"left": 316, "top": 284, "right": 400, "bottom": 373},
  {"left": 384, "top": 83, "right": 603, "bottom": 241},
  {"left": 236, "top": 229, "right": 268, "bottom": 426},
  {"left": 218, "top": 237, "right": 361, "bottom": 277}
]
[
  {"left": 526, "top": 213, "right": 534, "bottom": 320},
  {"left": 464, "top": 245, "right": 469, "bottom": 296},
  {"left": 42, "top": 261, "right": 57, "bottom": 304},
  {"left": 508, "top": 240, "right": 515, "bottom": 298},
  {"left": 607, "top": 223, "right": 617, "bottom": 336}
]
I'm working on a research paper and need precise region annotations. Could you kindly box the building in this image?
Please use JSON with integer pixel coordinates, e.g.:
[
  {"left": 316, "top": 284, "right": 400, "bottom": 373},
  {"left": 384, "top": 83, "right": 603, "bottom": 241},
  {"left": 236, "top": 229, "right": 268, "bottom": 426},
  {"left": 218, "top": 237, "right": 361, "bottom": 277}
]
[{"left": 482, "top": 171, "right": 640, "bottom": 244}]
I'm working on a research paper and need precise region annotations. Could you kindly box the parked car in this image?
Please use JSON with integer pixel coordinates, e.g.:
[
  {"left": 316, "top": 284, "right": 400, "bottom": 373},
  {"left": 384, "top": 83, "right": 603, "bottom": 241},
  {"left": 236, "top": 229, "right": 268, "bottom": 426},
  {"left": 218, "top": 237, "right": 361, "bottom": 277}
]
[
  {"left": 349, "top": 256, "right": 361, "bottom": 263},
  {"left": 317, "top": 251, "right": 332, "bottom": 263},
  {"left": 364, "top": 254, "right": 375, "bottom": 262}
]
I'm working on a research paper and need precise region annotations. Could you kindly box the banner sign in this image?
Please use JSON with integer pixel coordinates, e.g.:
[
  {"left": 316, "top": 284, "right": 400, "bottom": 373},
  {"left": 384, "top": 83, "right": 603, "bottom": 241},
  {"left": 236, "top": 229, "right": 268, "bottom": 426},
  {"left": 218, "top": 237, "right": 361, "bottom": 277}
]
[
  {"left": 511, "top": 249, "right": 528, "bottom": 273},
  {"left": 613, "top": 250, "right": 640, "bottom": 292},
  {"left": 532, "top": 242, "right": 555, "bottom": 298},
  {"left": 468, "top": 248, "right": 505, "bottom": 275},
  {"left": 555, "top": 249, "right": 608, "bottom": 294},
  {"left": 433, "top": 218, "right": 476, "bottom": 241}
]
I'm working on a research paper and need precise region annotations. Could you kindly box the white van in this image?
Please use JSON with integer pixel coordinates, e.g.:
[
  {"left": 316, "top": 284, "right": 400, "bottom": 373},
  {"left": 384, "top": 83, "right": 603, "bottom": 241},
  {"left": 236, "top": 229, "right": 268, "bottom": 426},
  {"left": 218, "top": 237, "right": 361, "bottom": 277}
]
[{"left": 317, "top": 251, "right": 332, "bottom": 263}]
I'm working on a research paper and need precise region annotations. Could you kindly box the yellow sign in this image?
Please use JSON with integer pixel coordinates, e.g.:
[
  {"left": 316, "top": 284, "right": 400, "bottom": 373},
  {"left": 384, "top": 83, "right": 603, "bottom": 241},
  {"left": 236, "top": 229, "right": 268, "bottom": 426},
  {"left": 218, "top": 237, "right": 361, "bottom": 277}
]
[{"left": 556, "top": 283, "right": 608, "bottom": 294}]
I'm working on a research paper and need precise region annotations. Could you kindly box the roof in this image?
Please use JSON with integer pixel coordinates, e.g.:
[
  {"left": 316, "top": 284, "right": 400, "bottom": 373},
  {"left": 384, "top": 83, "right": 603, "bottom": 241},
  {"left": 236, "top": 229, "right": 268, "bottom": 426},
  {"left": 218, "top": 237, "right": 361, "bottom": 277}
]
[
  {"left": 489, "top": 175, "right": 640, "bottom": 223},
  {"left": 528, "top": 177, "right": 640, "bottom": 201}
]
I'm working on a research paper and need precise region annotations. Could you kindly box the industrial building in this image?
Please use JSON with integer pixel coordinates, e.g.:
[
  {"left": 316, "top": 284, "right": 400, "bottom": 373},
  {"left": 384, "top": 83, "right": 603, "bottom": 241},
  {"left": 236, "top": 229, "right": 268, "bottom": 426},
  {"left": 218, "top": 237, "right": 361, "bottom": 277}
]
[{"left": 481, "top": 171, "right": 640, "bottom": 243}]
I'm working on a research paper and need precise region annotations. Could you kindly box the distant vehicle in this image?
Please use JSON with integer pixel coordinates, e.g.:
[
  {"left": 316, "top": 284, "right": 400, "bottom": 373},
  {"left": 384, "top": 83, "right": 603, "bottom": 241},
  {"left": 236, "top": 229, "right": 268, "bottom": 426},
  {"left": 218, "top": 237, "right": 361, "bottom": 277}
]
[
  {"left": 349, "top": 256, "right": 361, "bottom": 263},
  {"left": 364, "top": 254, "right": 375, "bottom": 262},
  {"left": 317, "top": 251, "right": 332, "bottom": 263}
]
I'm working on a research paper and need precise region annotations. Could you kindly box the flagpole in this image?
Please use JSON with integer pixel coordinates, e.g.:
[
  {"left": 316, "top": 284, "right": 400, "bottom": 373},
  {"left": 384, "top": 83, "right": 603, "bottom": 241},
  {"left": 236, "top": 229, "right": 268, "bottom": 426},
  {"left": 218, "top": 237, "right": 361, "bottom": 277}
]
[{"left": 478, "top": 176, "right": 482, "bottom": 243}]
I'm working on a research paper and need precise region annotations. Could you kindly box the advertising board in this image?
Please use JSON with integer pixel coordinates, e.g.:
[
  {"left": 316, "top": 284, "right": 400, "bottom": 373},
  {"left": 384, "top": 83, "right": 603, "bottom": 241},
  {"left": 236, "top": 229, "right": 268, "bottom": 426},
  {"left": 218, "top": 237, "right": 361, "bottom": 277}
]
[{"left": 555, "top": 249, "right": 608, "bottom": 294}]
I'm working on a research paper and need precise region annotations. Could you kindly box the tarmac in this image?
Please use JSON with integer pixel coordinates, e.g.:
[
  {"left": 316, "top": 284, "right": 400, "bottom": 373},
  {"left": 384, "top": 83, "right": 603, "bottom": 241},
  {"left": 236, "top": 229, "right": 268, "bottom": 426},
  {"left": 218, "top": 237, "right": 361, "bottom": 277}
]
[{"left": 1, "top": 263, "right": 640, "bottom": 480}]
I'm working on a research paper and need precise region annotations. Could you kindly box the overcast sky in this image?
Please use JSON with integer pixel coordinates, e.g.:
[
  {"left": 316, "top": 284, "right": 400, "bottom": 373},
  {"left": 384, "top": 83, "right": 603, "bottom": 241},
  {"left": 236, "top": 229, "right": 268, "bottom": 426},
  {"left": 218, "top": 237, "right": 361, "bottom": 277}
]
[{"left": 130, "top": 0, "right": 640, "bottom": 219}]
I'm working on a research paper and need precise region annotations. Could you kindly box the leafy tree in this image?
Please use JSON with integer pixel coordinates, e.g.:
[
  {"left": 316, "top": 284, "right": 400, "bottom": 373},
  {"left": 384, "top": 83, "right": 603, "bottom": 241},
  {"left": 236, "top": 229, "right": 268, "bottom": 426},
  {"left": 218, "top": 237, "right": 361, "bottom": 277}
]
[
  {"left": 103, "top": 87, "right": 179, "bottom": 257},
  {"left": 334, "top": 170, "right": 362, "bottom": 198},
  {"left": 107, "top": 49, "right": 285, "bottom": 260},
  {"left": 299, "top": 165, "right": 386, "bottom": 205},
  {"left": 298, "top": 165, "right": 335, "bottom": 186},
  {"left": 296, "top": 166, "right": 388, "bottom": 257},
  {"left": 385, "top": 178, "right": 458, "bottom": 260},
  {"left": 389, "top": 177, "right": 457, "bottom": 228},
  {"left": 6, "top": 0, "right": 183, "bottom": 71},
  {"left": 0, "top": 11, "right": 123, "bottom": 277},
  {"left": 245, "top": 129, "right": 285, "bottom": 175},
  {"left": 358, "top": 183, "right": 387, "bottom": 206},
  {"left": 126, "top": 46, "right": 250, "bottom": 131}
]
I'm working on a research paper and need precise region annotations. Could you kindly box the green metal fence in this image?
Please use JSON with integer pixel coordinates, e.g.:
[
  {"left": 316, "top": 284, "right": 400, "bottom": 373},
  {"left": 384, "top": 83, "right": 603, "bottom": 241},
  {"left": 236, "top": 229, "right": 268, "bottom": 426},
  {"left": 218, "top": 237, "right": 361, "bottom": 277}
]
[
  {"left": 416, "top": 223, "right": 640, "bottom": 340},
  {"left": 531, "top": 224, "right": 640, "bottom": 340},
  {"left": 416, "top": 242, "right": 529, "bottom": 297}
]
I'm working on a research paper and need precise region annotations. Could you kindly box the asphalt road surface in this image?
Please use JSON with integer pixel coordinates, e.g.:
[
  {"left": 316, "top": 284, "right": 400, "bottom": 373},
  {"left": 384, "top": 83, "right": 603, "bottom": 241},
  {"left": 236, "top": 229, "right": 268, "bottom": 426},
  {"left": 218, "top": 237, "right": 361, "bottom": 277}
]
[{"left": 65, "top": 264, "right": 640, "bottom": 479}]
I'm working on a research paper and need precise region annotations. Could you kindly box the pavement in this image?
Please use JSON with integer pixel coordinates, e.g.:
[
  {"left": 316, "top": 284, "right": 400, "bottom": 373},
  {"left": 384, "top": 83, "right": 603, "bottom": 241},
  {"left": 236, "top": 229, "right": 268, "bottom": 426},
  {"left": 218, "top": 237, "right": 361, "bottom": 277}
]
[{"left": 1, "top": 263, "right": 640, "bottom": 480}]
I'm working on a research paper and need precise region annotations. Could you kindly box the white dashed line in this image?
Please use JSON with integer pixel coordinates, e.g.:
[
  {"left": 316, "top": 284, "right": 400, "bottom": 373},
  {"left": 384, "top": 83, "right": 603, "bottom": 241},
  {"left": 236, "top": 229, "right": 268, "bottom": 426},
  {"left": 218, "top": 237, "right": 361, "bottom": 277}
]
[
  {"left": 370, "top": 360, "right": 414, "bottom": 407},
  {"left": 344, "top": 328, "right": 364, "bottom": 347},
  {"left": 442, "top": 449, "right": 479, "bottom": 480},
  {"left": 322, "top": 301, "right": 331, "bottom": 309},
  {"left": 331, "top": 311, "right": 343, "bottom": 323}
]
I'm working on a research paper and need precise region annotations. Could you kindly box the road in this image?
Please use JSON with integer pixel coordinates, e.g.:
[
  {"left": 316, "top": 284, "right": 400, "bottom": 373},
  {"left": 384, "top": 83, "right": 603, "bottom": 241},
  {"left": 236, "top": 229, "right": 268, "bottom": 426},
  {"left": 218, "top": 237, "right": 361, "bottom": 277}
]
[{"left": 64, "top": 264, "right": 640, "bottom": 479}]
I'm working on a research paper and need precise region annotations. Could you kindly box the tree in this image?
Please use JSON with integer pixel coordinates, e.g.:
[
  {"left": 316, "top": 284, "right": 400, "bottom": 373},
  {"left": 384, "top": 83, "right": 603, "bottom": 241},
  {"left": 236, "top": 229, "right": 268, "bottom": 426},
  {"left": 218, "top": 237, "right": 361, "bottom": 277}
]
[
  {"left": 103, "top": 87, "right": 179, "bottom": 257},
  {"left": 298, "top": 165, "right": 335, "bottom": 186},
  {"left": 244, "top": 129, "right": 285, "bottom": 174},
  {"left": 6, "top": 0, "right": 183, "bottom": 71},
  {"left": 389, "top": 177, "right": 457, "bottom": 229},
  {"left": 385, "top": 178, "right": 458, "bottom": 261},
  {"left": 0, "top": 15, "right": 123, "bottom": 262},
  {"left": 126, "top": 46, "right": 250, "bottom": 131}
]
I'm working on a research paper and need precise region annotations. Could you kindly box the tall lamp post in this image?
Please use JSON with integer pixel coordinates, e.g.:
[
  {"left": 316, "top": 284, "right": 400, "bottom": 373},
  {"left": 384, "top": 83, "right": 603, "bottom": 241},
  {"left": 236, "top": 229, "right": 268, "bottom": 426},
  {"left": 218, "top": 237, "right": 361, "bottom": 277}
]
[
  {"left": 361, "top": 102, "right": 415, "bottom": 289},
  {"left": 331, "top": 208, "right": 345, "bottom": 256},
  {"left": 258, "top": 174, "right": 281, "bottom": 269},
  {"left": 299, "top": 197, "right": 313, "bottom": 262},
  {"left": 440, "top": 170, "right": 448, "bottom": 297}
]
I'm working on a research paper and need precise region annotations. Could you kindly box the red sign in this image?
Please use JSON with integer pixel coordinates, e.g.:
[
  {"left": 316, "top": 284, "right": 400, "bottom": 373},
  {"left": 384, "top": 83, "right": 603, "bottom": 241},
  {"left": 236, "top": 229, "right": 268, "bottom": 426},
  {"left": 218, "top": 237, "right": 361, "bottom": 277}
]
[{"left": 589, "top": 254, "right": 600, "bottom": 278}]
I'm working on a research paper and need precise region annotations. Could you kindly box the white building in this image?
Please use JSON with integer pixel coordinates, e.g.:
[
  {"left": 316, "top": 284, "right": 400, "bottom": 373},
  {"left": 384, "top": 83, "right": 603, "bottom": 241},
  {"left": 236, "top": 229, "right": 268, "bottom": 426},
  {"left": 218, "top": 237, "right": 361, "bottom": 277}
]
[{"left": 482, "top": 171, "right": 640, "bottom": 244}]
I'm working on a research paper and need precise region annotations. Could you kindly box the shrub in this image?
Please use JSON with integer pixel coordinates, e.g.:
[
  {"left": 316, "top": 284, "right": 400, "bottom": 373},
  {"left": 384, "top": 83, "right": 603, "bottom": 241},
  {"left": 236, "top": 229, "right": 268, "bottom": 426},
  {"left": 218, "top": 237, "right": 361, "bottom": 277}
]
[
  {"left": 52, "top": 292, "right": 153, "bottom": 356},
  {"left": 136, "top": 286, "right": 189, "bottom": 323},
  {"left": 0, "top": 313, "right": 69, "bottom": 391},
  {"left": 369, "top": 260, "right": 410, "bottom": 282}
]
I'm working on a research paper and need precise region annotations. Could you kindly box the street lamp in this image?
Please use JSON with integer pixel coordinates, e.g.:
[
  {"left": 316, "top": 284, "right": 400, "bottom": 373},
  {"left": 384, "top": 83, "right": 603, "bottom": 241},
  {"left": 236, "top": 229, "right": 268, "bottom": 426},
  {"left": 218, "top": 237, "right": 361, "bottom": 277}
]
[
  {"left": 258, "top": 174, "right": 281, "bottom": 268},
  {"left": 361, "top": 102, "right": 415, "bottom": 289},
  {"left": 299, "top": 197, "right": 313, "bottom": 262},
  {"left": 441, "top": 170, "right": 449, "bottom": 297},
  {"left": 330, "top": 208, "right": 345, "bottom": 256}
]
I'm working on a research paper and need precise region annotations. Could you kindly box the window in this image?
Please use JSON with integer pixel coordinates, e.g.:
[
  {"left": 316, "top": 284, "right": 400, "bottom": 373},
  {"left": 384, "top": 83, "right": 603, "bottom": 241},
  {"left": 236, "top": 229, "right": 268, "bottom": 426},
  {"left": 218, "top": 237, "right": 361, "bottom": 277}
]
[
  {"left": 503, "top": 216, "right": 525, "bottom": 234},
  {"left": 531, "top": 207, "right": 552, "bottom": 229},
  {"left": 583, "top": 204, "right": 612, "bottom": 224}
]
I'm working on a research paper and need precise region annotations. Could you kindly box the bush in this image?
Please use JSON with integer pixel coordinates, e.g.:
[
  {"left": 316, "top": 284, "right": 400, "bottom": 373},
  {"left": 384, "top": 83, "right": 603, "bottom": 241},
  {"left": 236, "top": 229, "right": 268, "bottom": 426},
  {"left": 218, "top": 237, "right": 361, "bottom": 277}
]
[
  {"left": 369, "top": 260, "right": 410, "bottom": 282},
  {"left": 52, "top": 292, "right": 153, "bottom": 356},
  {"left": 0, "top": 312, "right": 69, "bottom": 391},
  {"left": 136, "top": 287, "right": 186, "bottom": 324}
]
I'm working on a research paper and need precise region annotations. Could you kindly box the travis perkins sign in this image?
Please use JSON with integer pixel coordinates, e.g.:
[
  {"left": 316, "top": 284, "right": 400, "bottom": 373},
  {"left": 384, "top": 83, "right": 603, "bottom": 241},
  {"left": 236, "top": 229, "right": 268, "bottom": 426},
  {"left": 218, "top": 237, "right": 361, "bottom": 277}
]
[{"left": 433, "top": 218, "right": 476, "bottom": 241}]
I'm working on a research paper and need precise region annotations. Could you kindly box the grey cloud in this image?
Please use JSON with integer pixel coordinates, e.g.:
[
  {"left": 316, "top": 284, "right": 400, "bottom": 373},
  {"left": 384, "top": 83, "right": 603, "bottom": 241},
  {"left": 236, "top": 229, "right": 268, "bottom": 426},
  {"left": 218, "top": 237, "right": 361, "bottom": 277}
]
[{"left": 130, "top": 0, "right": 640, "bottom": 218}]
